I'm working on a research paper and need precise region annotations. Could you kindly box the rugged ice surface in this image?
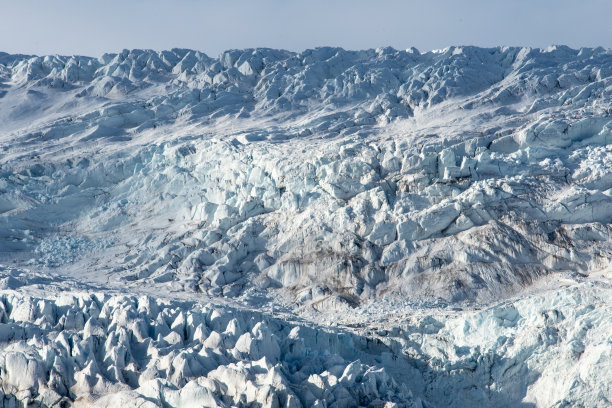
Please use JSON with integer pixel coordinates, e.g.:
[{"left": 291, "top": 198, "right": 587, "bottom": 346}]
[
  {"left": 0, "top": 45, "right": 611, "bottom": 406},
  {"left": 0, "top": 271, "right": 609, "bottom": 407}
]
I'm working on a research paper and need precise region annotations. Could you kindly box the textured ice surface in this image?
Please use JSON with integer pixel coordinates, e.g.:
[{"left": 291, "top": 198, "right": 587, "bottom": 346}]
[
  {"left": 0, "top": 46, "right": 611, "bottom": 406},
  {"left": 0, "top": 275, "right": 609, "bottom": 407}
]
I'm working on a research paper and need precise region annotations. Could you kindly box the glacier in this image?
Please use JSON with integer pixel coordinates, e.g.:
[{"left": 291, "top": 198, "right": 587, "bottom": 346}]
[{"left": 0, "top": 45, "right": 611, "bottom": 407}]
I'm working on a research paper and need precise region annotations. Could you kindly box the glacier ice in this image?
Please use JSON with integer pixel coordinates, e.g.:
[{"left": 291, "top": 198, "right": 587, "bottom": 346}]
[
  {"left": 0, "top": 276, "right": 609, "bottom": 407},
  {"left": 0, "top": 45, "right": 611, "bottom": 406}
]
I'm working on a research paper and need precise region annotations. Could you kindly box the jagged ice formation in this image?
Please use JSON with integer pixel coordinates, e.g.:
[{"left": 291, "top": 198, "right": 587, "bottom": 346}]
[{"left": 0, "top": 45, "right": 610, "bottom": 407}]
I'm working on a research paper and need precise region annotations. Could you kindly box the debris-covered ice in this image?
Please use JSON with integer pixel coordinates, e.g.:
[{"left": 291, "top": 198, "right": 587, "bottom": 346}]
[{"left": 0, "top": 46, "right": 611, "bottom": 406}]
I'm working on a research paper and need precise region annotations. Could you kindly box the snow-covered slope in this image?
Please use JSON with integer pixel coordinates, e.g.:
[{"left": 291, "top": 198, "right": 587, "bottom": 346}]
[{"left": 0, "top": 46, "right": 611, "bottom": 407}]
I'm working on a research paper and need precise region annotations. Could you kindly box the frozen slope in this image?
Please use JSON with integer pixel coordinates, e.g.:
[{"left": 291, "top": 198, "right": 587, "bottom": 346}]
[{"left": 0, "top": 46, "right": 611, "bottom": 406}]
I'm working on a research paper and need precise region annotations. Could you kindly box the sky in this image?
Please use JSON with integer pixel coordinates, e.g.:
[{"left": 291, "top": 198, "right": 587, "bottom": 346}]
[{"left": 1, "top": 0, "right": 611, "bottom": 57}]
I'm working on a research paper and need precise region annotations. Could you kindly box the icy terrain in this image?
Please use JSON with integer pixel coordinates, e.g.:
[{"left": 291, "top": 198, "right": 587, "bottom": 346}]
[{"left": 0, "top": 46, "right": 611, "bottom": 406}]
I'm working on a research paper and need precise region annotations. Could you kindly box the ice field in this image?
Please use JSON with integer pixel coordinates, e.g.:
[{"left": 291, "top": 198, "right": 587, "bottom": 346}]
[{"left": 0, "top": 46, "right": 611, "bottom": 407}]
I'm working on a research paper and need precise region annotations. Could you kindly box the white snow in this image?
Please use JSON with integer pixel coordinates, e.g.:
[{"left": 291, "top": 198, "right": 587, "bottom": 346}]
[{"left": 0, "top": 45, "right": 611, "bottom": 406}]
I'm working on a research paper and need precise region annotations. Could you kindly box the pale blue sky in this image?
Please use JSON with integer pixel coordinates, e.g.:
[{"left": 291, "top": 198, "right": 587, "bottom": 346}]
[{"left": 1, "top": 0, "right": 610, "bottom": 57}]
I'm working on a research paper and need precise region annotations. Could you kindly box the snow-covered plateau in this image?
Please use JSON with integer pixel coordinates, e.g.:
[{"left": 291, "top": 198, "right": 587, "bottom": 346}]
[{"left": 0, "top": 46, "right": 610, "bottom": 407}]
